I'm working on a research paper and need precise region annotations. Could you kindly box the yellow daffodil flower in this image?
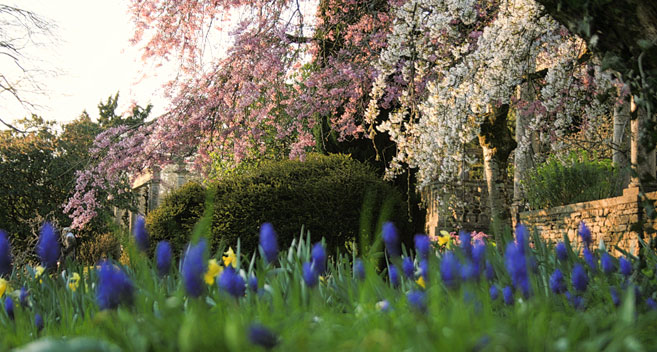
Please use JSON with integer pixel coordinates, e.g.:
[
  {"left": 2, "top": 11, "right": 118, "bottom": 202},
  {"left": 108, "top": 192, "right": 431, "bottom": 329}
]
[
  {"left": 204, "top": 259, "right": 223, "bottom": 285},
  {"left": 0, "top": 278, "right": 8, "bottom": 297},
  {"left": 416, "top": 276, "right": 426, "bottom": 289},
  {"left": 35, "top": 265, "right": 45, "bottom": 283},
  {"left": 223, "top": 247, "right": 237, "bottom": 268},
  {"left": 68, "top": 272, "right": 81, "bottom": 292},
  {"left": 437, "top": 231, "right": 451, "bottom": 248}
]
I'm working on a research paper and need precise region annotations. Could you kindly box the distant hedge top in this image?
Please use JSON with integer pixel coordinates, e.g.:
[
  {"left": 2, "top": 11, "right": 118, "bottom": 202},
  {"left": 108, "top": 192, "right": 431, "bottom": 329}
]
[{"left": 146, "top": 154, "right": 408, "bottom": 256}]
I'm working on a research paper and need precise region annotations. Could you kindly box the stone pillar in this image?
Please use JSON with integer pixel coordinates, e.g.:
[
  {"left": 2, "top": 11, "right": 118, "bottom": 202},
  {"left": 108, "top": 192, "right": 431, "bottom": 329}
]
[{"left": 613, "top": 94, "right": 631, "bottom": 187}]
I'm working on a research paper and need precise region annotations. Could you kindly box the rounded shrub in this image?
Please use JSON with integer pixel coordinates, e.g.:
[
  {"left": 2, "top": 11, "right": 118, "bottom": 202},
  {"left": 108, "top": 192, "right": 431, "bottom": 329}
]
[
  {"left": 77, "top": 232, "right": 122, "bottom": 265},
  {"left": 146, "top": 182, "right": 206, "bottom": 256},
  {"left": 147, "top": 154, "right": 409, "bottom": 257}
]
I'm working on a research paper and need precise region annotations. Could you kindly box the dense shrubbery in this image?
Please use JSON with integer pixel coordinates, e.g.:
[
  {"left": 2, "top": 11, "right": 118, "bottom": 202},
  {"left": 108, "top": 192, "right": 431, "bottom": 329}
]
[
  {"left": 523, "top": 151, "right": 625, "bottom": 210},
  {"left": 147, "top": 154, "right": 409, "bottom": 257},
  {"left": 77, "top": 233, "right": 122, "bottom": 265}
]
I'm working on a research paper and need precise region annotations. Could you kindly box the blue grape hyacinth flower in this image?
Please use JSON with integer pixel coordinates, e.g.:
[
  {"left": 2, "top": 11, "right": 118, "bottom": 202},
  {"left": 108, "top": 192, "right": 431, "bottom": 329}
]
[
  {"left": 259, "top": 223, "right": 278, "bottom": 264},
  {"left": 218, "top": 266, "right": 246, "bottom": 298},
  {"left": 155, "top": 241, "right": 172, "bottom": 277},
  {"left": 515, "top": 224, "right": 529, "bottom": 254},
  {"left": 248, "top": 275, "right": 258, "bottom": 292},
  {"left": 578, "top": 222, "right": 592, "bottom": 247},
  {"left": 414, "top": 234, "right": 431, "bottom": 259},
  {"left": 503, "top": 286, "right": 513, "bottom": 305},
  {"left": 571, "top": 264, "right": 589, "bottom": 292},
  {"left": 485, "top": 260, "right": 495, "bottom": 282},
  {"left": 402, "top": 257, "right": 414, "bottom": 279},
  {"left": 440, "top": 251, "right": 460, "bottom": 288},
  {"left": 181, "top": 239, "right": 207, "bottom": 298},
  {"left": 505, "top": 242, "right": 530, "bottom": 297},
  {"left": 37, "top": 222, "right": 60, "bottom": 270},
  {"left": 388, "top": 265, "right": 400, "bottom": 288},
  {"left": 600, "top": 252, "right": 615, "bottom": 275},
  {"left": 133, "top": 215, "right": 149, "bottom": 252},
  {"left": 407, "top": 290, "right": 427, "bottom": 312},
  {"left": 382, "top": 222, "right": 400, "bottom": 258},
  {"left": 610, "top": 287, "right": 620, "bottom": 307},
  {"left": 354, "top": 259, "right": 365, "bottom": 281},
  {"left": 302, "top": 262, "right": 318, "bottom": 288},
  {"left": 419, "top": 259, "right": 429, "bottom": 282},
  {"left": 459, "top": 231, "right": 473, "bottom": 258},
  {"left": 550, "top": 269, "right": 566, "bottom": 294},
  {"left": 4, "top": 296, "right": 14, "bottom": 320},
  {"left": 555, "top": 242, "right": 568, "bottom": 262},
  {"left": 565, "top": 291, "right": 584, "bottom": 310},
  {"left": 248, "top": 324, "right": 278, "bottom": 349},
  {"left": 311, "top": 243, "right": 327, "bottom": 274},
  {"left": 96, "top": 261, "right": 134, "bottom": 310},
  {"left": 19, "top": 286, "right": 28, "bottom": 307},
  {"left": 35, "top": 313, "right": 44, "bottom": 332},
  {"left": 489, "top": 285, "right": 499, "bottom": 301},
  {"left": 619, "top": 257, "right": 632, "bottom": 277},
  {"left": 583, "top": 248, "right": 596, "bottom": 272},
  {"left": 0, "top": 229, "right": 12, "bottom": 277}
]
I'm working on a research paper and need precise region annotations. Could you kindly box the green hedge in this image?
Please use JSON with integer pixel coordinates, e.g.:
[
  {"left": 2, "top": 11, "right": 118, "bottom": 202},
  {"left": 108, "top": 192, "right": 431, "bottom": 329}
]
[
  {"left": 146, "top": 154, "right": 409, "bottom": 257},
  {"left": 523, "top": 151, "right": 624, "bottom": 210}
]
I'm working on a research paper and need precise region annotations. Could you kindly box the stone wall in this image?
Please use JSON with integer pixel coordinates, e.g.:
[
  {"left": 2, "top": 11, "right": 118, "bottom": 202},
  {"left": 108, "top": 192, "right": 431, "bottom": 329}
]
[{"left": 519, "top": 187, "right": 655, "bottom": 255}]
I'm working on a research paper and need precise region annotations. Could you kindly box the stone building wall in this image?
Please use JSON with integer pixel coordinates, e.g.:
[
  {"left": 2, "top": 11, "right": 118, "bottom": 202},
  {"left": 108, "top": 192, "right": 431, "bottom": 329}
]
[{"left": 518, "top": 187, "right": 655, "bottom": 255}]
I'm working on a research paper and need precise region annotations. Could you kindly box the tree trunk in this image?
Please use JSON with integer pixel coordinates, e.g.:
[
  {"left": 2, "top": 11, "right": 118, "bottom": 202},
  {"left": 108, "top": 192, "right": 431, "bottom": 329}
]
[
  {"left": 478, "top": 104, "right": 517, "bottom": 243},
  {"left": 513, "top": 83, "right": 534, "bottom": 221},
  {"left": 613, "top": 96, "right": 631, "bottom": 187}
]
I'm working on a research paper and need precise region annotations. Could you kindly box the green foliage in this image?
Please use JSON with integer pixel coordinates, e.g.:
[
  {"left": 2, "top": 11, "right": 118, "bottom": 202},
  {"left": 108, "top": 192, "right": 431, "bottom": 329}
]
[
  {"left": 523, "top": 150, "right": 625, "bottom": 210},
  {"left": 146, "top": 182, "right": 206, "bottom": 256},
  {"left": 147, "top": 154, "right": 409, "bottom": 256},
  {"left": 77, "top": 232, "right": 122, "bottom": 265}
]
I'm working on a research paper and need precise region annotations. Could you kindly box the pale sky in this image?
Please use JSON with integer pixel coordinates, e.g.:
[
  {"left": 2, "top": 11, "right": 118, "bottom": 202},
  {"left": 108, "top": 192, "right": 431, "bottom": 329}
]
[{"left": 2, "top": 0, "right": 172, "bottom": 126}]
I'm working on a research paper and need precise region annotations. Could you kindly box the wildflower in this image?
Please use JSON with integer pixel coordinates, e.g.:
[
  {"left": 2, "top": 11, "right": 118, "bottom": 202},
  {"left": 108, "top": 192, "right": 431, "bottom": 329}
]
[
  {"left": 485, "top": 261, "right": 495, "bottom": 282},
  {"left": 407, "top": 290, "right": 427, "bottom": 312},
  {"left": 248, "top": 323, "right": 278, "bottom": 349},
  {"left": 440, "top": 251, "right": 460, "bottom": 288},
  {"left": 416, "top": 275, "right": 426, "bottom": 289},
  {"left": 311, "top": 243, "right": 326, "bottom": 274},
  {"left": 402, "top": 257, "right": 415, "bottom": 280},
  {"left": 646, "top": 298, "right": 657, "bottom": 310},
  {"left": 204, "top": 259, "right": 223, "bottom": 285},
  {"left": 34, "top": 265, "right": 45, "bottom": 283},
  {"left": 19, "top": 286, "right": 28, "bottom": 307},
  {"left": 68, "top": 272, "right": 81, "bottom": 292},
  {"left": 96, "top": 261, "right": 134, "bottom": 310},
  {"left": 182, "top": 240, "right": 207, "bottom": 298},
  {"left": 414, "top": 234, "right": 431, "bottom": 259},
  {"left": 610, "top": 287, "right": 620, "bottom": 307},
  {"left": 578, "top": 222, "right": 592, "bottom": 247},
  {"left": 565, "top": 291, "right": 584, "bottom": 310},
  {"left": 0, "top": 230, "right": 12, "bottom": 277},
  {"left": 218, "top": 266, "right": 245, "bottom": 298},
  {"left": 549, "top": 269, "right": 566, "bottom": 294},
  {"left": 515, "top": 224, "right": 529, "bottom": 254},
  {"left": 155, "top": 241, "right": 172, "bottom": 276},
  {"left": 583, "top": 248, "right": 596, "bottom": 272},
  {"left": 437, "top": 231, "right": 451, "bottom": 247},
  {"left": 489, "top": 285, "right": 499, "bottom": 301},
  {"left": 555, "top": 242, "right": 568, "bottom": 262},
  {"left": 354, "top": 259, "right": 365, "bottom": 281},
  {"left": 133, "top": 215, "right": 149, "bottom": 252},
  {"left": 503, "top": 286, "right": 513, "bottom": 305},
  {"left": 600, "top": 252, "right": 614, "bottom": 275},
  {"left": 571, "top": 264, "right": 588, "bottom": 292},
  {"left": 376, "top": 300, "right": 391, "bottom": 312},
  {"left": 472, "top": 242, "right": 486, "bottom": 265},
  {"left": 382, "top": 222, "right": 400, "bottom": 258},
  {"left": 37, "top": 222, "right": 60, "bottom": 270},
  {"left": 302, "top": 262, "right": 318, "bottom": 288},
  {"left": 505, "top": 242, "right": 530, "bottom": 297},
  {"left": 4, "top": 296, "right": 13, "bottom": 320},
  {"left": 0, "top": 278, "right": 7, "bottom": 297},
  {"left": 388, "top": 265, "right": 400, "bottom": 288},
  {"left": 35, "top": 313, "right": 44, "bottom": 332},
  {"left": 459, "top": 231, "right": 472, "bottom": 258},
  {"left": 259, "top": 223, "right": 278, "bottom": 264},
  {"left": 419, "top": 259, "right": 429, "bottom": 281},
  {"left": 619, "top": 257, "right": 632, "bottom": 277},
  {"left": 248, "top": 275, "right": 258, "bottom": 292}
]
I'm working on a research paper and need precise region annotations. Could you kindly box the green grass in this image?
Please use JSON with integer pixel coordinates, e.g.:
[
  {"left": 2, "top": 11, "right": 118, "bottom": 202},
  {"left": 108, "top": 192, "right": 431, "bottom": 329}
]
[{"left": 1, "top": 225, "right": 657, "bottom": 351}]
